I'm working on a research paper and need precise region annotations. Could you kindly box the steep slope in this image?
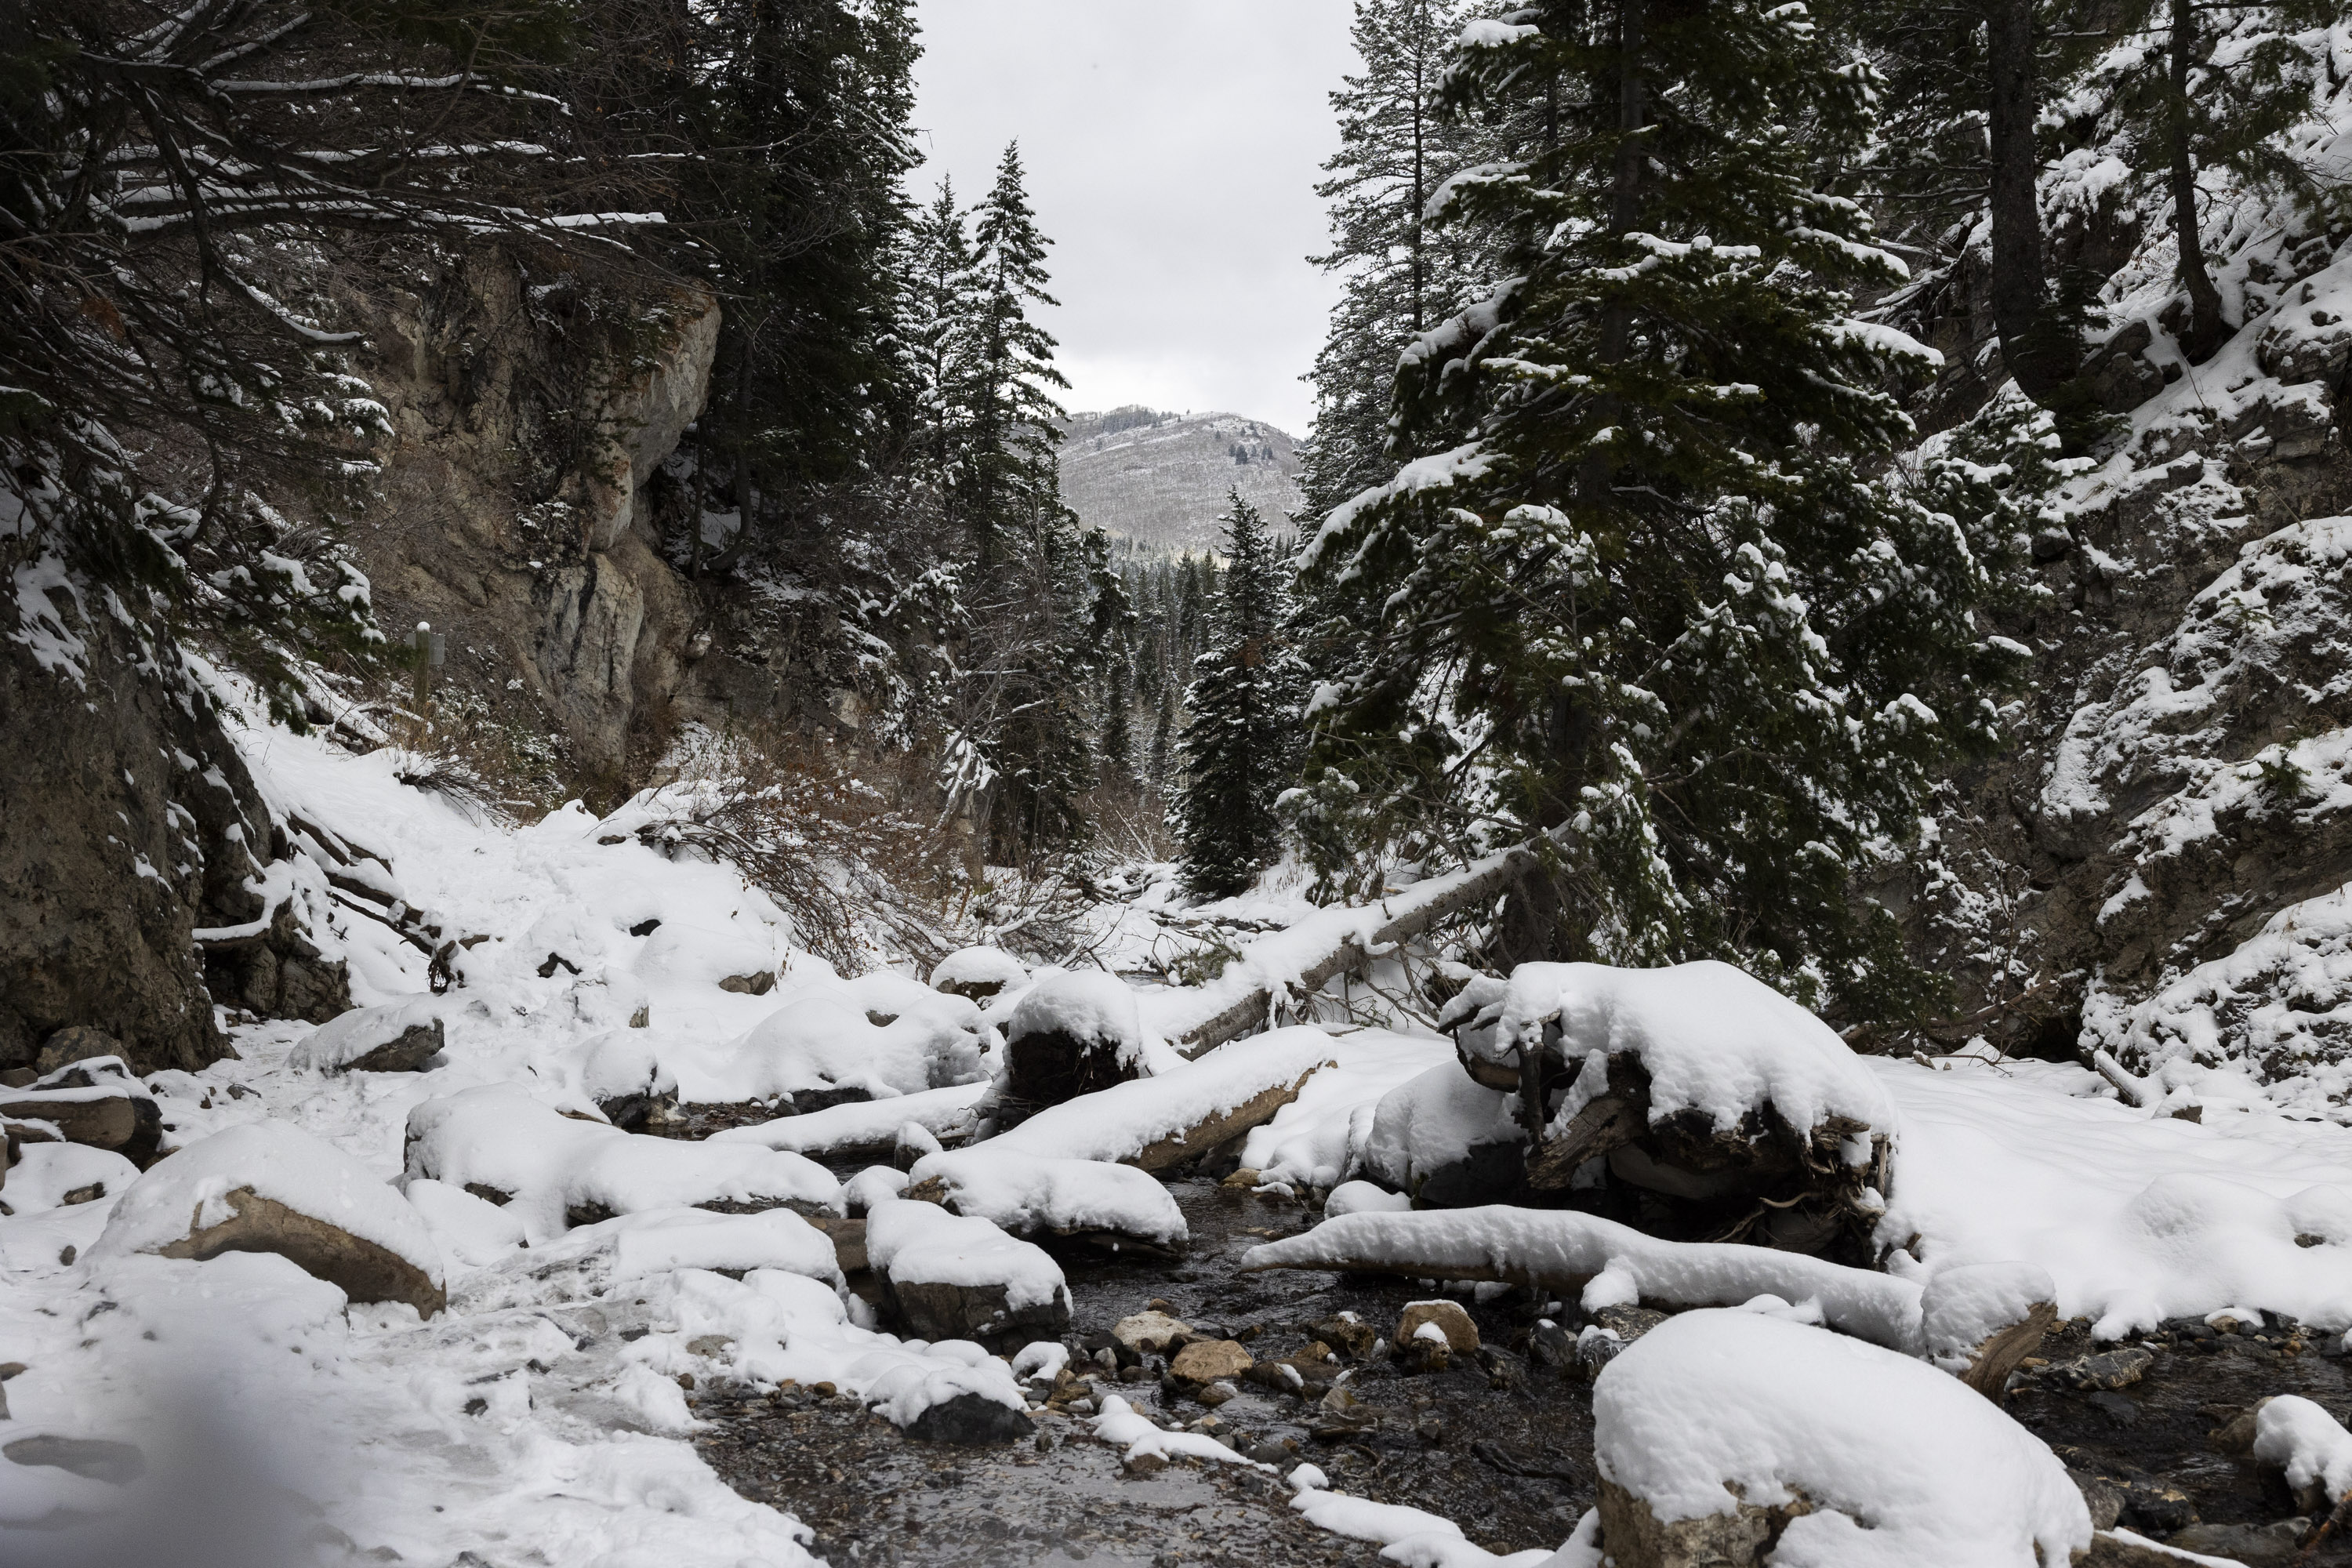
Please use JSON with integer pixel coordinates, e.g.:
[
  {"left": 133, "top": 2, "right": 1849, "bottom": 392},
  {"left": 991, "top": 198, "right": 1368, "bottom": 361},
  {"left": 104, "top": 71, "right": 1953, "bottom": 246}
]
[{"left": 1058, "top": 408, "right": 1303, "bottom": 552}]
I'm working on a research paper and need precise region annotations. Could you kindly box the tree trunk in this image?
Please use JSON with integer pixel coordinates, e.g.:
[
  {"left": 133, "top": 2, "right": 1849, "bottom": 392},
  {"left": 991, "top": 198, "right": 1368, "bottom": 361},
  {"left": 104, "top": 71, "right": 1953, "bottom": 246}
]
[
  {"left": 2167, "top": 0, "right": 2227, "bottom": 361},
  {"left": 1984, "top": 0, "right": 2073, "bottom": 402},
  {"left": 1579, "top": 0, "right": 1647, "bottom": 510}
]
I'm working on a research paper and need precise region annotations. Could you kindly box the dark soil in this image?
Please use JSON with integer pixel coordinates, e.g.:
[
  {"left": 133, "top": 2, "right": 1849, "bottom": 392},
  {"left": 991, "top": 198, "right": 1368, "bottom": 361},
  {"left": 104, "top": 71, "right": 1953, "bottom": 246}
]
[{"left": 694, "top": 1174, "right": 2352, "bottom": 1567}]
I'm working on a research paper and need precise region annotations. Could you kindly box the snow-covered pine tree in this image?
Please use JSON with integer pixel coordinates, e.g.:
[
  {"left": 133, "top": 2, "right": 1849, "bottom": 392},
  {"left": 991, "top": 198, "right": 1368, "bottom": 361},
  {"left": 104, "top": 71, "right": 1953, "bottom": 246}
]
[
  {"left": 1295, "top": 3, "right": 2026, "bottom": 1021},
  {"left": 901, "top": 179, "right": 982, "bottom": 501},
  {"left": 1175, "top": 494, "right": 1306, "bottom": 898},
  {"left": 2089, "top": 0, "right": 2336, "bottom": 360},
  {"left": 964, "top": 143, "right": 1070, "bottom": 561},
  {"left": 1299, "top": 0, "right": 1502, "bottom": 516}
]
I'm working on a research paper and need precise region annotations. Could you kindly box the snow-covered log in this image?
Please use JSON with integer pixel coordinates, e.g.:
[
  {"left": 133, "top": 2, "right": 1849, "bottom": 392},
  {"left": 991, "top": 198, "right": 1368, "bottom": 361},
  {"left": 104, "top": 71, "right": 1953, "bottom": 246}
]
[
  {"left": 1144, "top": 842, "right": 1541, "bottom": 1058},
  {"left": 1239, "top": 1206, "right": 1924, "bottom": 1349},
  {"left": 403, "top": 1085, "right": 841, "bottom": 1240},
  {"left": 990, "top": 1027, "right": 1339, "bottom": 1173},
  {"left": 903, "top": 1149, "right": 1187, "bottom": 1247},
  {"left": 1441, "top": 960, "right": 1897, "bottom": 1248}
]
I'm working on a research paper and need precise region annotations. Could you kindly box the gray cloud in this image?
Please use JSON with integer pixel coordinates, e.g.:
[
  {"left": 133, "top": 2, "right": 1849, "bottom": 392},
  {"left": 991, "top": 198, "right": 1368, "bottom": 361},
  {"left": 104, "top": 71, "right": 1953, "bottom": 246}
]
[{"left": 912, "top": 0, "right": 1356, "bottom": 436}]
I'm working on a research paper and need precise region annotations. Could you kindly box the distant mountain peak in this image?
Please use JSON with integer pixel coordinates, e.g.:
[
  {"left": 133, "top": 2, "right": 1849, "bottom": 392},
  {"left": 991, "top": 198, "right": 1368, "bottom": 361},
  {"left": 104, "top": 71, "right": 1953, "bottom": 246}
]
[{"left": 1059, "top": 408, "right": 1303, "bottom": 552}]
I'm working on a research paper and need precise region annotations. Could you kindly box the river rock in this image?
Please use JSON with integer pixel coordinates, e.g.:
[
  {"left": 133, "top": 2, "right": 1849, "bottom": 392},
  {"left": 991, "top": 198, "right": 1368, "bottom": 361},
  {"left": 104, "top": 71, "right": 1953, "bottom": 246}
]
[
  {"left": 865, "top": 1198, "right": 1069, "bottom": 1345},
  {"left": 34, "top": 1028, "right": 125, "bottom": 1077},
  {"left": 0, "top": 1061, "right": 165, "bottom": 1167},
  {"left": 289, "top": 999, "right": 445, "bottom": 1074},
  {"left": 1112, "top": 1310, "right": 1191, "bottom": 1356},
  {"left": 903, "top": 1390, "right": 1034, "bottom": 1446},
  {"left": 1169, "top": 1340, "right": 1252, "bottom": 1387},
  {"left": 90, "top": 1121, "right": 445, "bottom": 1316},
  {"left": 1398, "top": 1299, "right": 1479, "bottom": 1353}
]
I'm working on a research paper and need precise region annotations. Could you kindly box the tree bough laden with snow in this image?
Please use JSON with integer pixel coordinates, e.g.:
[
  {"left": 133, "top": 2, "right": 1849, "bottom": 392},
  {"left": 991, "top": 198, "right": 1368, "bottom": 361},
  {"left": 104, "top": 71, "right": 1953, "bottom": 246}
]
[{"left": 1292, "top": 1, "right": 2028, "bottom": 1024}]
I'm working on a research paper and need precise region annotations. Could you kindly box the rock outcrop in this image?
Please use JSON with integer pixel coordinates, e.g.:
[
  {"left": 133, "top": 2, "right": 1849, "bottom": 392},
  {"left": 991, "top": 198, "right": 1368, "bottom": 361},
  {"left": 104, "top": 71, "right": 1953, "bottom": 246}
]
[{"left": 0, "top": 590, "right": 347, "bottom": 1075}]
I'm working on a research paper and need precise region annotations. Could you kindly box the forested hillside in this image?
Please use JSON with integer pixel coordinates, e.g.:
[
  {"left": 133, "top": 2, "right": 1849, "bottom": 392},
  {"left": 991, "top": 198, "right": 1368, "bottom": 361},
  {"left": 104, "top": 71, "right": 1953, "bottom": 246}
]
[{"left": 5, "top": 0, "right": 2352, "bottom": 1563}]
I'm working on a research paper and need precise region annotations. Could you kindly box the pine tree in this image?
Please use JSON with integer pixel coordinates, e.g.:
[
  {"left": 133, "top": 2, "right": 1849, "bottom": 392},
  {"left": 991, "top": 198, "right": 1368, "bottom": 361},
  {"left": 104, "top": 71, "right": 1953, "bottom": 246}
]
[
  {"left": 964, "top": 143, "right": 1070, "bottom": 560},
  {"left": 1175, "top": 495, "right": 1306, "bottom": 898},
  {"left": 2089, "top": 0, "right": 2333, "bottom": 359},
  {"left": 1299, "top": 0, "right": 1504, "bottom": 516},
  {"left": 902, "top": 178, "right": 980, "bottom": 496},
  {"left": 1295, "top": 1, "right": 2025, "bottom": 1020}
]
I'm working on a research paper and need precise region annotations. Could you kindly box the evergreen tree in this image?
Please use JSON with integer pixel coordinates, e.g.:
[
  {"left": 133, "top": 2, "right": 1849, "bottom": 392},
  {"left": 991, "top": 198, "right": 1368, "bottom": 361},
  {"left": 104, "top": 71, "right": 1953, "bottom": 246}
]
[
  {"left": 1295, "top": 1, "right": 2025, "bottom": 1019},
  {"left": 1302, "top": 1, "right": 1469, "bottom": 514},
  {"left": 1174, "top": 495, "right": 1306, "bottom": 898},
  {"left": 901, "top": 179, "right": 981, "bottom": 495},
  {"left": 2089, "top": 0, "right": 2333, "bottom": 359},
  {"left": 963, "top": 143, "right": 1070, "bottom": 559}
]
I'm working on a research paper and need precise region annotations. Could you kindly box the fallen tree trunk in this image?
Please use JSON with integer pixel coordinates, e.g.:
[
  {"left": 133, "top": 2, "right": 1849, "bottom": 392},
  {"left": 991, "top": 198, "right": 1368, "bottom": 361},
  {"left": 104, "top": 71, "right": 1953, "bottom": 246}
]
[
  {"left": 1153, "top": 841, "right": 1541, "bottom": 1058},
  {"left": 1240, "top": 1206, "right": 1926, "bottom": 1350}
]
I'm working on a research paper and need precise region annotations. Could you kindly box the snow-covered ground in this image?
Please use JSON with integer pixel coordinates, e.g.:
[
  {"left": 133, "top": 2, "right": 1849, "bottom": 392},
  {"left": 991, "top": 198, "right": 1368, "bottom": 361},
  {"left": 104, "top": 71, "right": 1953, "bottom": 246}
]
[{"left": 12, "top": 713, "right": 2352, "bottom": 1562}]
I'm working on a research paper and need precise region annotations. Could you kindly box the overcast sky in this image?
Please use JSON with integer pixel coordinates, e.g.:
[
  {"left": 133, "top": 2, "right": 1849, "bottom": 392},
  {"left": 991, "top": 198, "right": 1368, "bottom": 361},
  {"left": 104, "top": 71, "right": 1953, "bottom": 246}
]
[{"left": 910, "top": 1, "right": 1359, "bottom": 437}]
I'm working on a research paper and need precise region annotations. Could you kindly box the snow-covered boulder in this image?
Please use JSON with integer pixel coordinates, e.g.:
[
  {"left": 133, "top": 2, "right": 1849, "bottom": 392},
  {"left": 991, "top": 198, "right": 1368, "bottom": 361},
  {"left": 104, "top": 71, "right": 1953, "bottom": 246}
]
[
  {"left": 578, "top": 1029, "right": 678, "bottom": 1130},
  {"left": 904, "top": 1149, "right": 1188, "bottom": 1247},
  {"left": 1591, "top": 1309, "right": 2089, "bottom": 1567},
  {"left": 403, "top": 1084, "right": 841, "bottom": 1241},
  {"left": 288, "top": 998, "right": 445, "bottom": 1074},
  {"left": 993, "top": 967, "right": 1146, "bottom": 1120},
  {"left": 0, "top": 1141, "right": 140, "bottom": 1215},
  {"left": 930, "top": 946, "right": 1028, "bottom": 1002},
  {"left": 709, "top": 1080, "right": 988, "bottom": 1161},
  {"left": 992, "top": 1026, "right": 1338, "bottom": 1172},
  {"left": 1919, "top": 1261, "right": 2059, "bottom": 1396},
  {"left": 2252, "top": 1396, "right": 2352, "bottom": 1513},
  {"left": 714, "top": 972, "right": 986, "bottom": 1110},
  {"left": 1359, "top": 1062, "right": 1526, "bottom": 1208},
  {"left": 91, "top": 1122, "right": 446, "bottom": 1317},
  {"left": 1323, "top": 1180, "right": 1412, "bottom": 1218},
  {"left": 1440, "top": 960, "right": 1898, "bottom": 1241},
  {"left": 863, "top": 1196, "right": 1070, "bottom": 1344}
]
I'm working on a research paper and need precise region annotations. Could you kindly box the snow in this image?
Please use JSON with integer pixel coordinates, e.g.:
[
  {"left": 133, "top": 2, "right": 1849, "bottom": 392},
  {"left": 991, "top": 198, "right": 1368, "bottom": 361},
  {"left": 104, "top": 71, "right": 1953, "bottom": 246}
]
[
  {"left": 1595, "top": 1310, "right": 2091, "bottom": 1567},
  {"left": 288, "top": 996, "right": 445, "bottom": 1072},
  {"left": 1002, "top": 966, "right": 1145, "bottom": 1065},
  {"left": 1242, "top": 1206, "right": 1926, "bottom": 1350},
  {"left": 91, "top": 1120, "right": 443, "bottom": 1290},
  {"left": 0, "top": 1143, "right": 140, "bottom": 1216},
  {"left": 403, "top": 1083, "right": 843, "bottom": 1240},
  {"left": 1873, "top": 1057, "right": 2352, "bottom": 1336},
  {"left": 2253, "top": 1396, "right": 2352, "bottom": 1504},
  {"left": 1090, "top": 1393, "right": 1273, "bottom": 1470},
  {"left": 862, "top": 1196, "right": 1069, "bottom": 1315},
  {"left": 1441, "top": 960, "right": 1897, "bottom": 1150},
  {"left": 1360, "top": 1062, "right": 1525, "bottom": 1197},
  {"left": 1240, "top": 1027, "right": 1454, "bottom": 1191},
  {"left": 1325, "top": 1179, "right": 1415, "bottom": 1218},
  {"left": 1918, "top": 1261, "right": 2057, "bottom": 1363},
  {"left": 904, "top": 1149, "right": 1188, "bottom": 1245},
  {"left": 710, "top": 1080, "right": 988, "bottom": 1157},
  {"left": 989, "top": 1026, "right": 1339, "bottom": 1164},
  {"left": 679, "top": 970, "right": 989, "bottom": 1106},
  {"left": 930, "top": 945, "right": 1028, "bottom": 993}
]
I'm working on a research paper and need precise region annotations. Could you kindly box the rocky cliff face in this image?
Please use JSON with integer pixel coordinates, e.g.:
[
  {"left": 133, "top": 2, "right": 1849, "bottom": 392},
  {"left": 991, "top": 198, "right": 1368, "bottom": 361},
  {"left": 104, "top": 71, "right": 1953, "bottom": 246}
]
[
  {"left": 344, "top": 251, "right": 725, "bottom": 783},
  {"left": 0, "top": 585, "right": 347, "bottom": 1075},
  {"left": 1893, "top": 219, "right": 2352, "bottom": 1106}
]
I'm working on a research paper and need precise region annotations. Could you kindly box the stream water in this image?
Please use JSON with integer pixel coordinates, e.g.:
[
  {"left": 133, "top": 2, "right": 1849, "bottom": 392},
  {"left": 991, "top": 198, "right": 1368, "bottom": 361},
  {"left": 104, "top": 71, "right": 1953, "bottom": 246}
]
[{"left": 693, "top": 1174, "right": 2352, "bottom": 1566}]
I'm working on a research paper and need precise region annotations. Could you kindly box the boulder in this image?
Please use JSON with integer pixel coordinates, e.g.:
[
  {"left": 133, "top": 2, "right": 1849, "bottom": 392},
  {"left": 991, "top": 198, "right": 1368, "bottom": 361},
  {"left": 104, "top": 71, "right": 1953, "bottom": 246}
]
[
  {"left": 1308, "top": 1312, "right": 1377, "bottom": 1359},
  {"left": 929, "top": 946, "right": 1028, "bottom": 1003},
  {"left": 34, "top": 1027, "right": 125, "bottom": 1077},
  {"left": 289, "top": 999, "right": 445, "bottom": 1074},
  {"left": 991, "top": 968, "right": 1145, "bottom": 1125},
  {"left": 0, "top": 1060, "right": 165, "bottom": 1167},
  {"left": 1359, "top": 1063, "right": 1527, "bottom": 1209},
  {"left": 903, "top": 1149, "right": 1187, "bottom": 1247},
  {"left": 711, "top": 972, "right": 986, "bottom": 1109},
  {"left": 904, "top": 1391, "right": 1033, "bottom": 1445},
  {"left": 91, "top": 1122, "right": 445, "bottom": 1316},
  {"left": 1169, "top": 1340, "right": 1253, "bottom": 1387},
  {"left": 1112, "top": 1310, "right": 1192, "bottom": 1356},
  {"left": 865, "top": 1197, "right": 1070, "bottom": 1345},
  {"left": 1398, "top": 1299, "right": 1479, "bottom": 1354}
]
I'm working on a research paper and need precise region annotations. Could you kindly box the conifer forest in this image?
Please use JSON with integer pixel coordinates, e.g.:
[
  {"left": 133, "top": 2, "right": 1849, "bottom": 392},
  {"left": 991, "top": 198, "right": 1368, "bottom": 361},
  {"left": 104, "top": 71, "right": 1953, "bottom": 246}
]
[{"left": 5, "top": 0, "right": 2352, "bottom": 1563}]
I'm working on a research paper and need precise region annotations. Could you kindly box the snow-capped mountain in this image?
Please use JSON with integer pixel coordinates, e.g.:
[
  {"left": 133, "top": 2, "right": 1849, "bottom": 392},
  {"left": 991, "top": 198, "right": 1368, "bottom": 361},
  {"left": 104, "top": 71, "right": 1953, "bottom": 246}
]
[{"left": 1058, "top": 407, "right": 1304, "bottom": 552}]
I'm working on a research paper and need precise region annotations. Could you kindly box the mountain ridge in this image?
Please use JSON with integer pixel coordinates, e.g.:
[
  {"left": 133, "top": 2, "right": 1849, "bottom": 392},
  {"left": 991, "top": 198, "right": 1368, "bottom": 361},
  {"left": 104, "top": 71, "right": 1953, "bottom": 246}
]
[{"left": 1058, "top": 405, "right": 1304, "bottom": 552}]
